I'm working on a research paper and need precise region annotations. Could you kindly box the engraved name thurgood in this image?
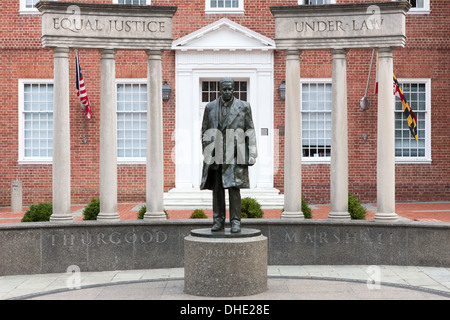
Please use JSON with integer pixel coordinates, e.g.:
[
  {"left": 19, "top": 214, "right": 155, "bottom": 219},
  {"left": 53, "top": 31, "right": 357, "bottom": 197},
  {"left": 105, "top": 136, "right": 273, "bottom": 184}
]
[{"left": 49, "top": 231, "right": 168, "bottom": 246}]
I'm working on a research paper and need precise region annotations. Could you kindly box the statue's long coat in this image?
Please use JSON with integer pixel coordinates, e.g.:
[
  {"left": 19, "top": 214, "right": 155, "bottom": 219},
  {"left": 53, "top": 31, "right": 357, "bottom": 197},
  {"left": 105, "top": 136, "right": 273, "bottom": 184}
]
[{"left": 200, "top": 97, "right": 257, "bottom": 190}]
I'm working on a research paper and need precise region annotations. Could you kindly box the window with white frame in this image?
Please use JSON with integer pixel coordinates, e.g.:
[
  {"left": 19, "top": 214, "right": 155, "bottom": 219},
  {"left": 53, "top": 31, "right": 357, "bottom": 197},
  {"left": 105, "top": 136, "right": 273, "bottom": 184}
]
[
  {"left": 301, "top": 80, "right": 332, "bottom": 161},
  {"left": 392, "top": 0, "right": 430, "bottom": 14},
  {"left": 116, "top": 80, "right": 147, "bottom": 161},
  {"left": 395, "top": 79, "right": 431, "bottom": 162},
  {"left": 205, "top": 0, "right": 244, "bottom": 14},
  {"left": 19, "top": 0, "right": 56, "bottom": 14},
  {"left": 113, "top": 0, "right": 151, "bottom": 5},
  {"left": 19, "top": 80, "right": 54, "bottom": 162},
  {"left": 298, "top": 0, "right": 336, "bottom": 4},
  {"left": 201, "top": 80, "right": 248, "bottom": 103}
]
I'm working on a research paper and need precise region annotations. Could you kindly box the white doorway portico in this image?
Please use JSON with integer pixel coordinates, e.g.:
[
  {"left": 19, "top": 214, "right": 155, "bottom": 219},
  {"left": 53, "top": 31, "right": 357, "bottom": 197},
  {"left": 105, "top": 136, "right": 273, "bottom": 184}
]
[{"left": 167, "top": 18, "right": 283, "bottom": 209}]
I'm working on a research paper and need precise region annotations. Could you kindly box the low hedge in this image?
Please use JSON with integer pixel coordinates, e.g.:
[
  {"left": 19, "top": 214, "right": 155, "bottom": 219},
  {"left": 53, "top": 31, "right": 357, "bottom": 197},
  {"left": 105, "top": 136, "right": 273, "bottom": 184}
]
[{"left": 21, "top": 202, "right": 53, "bottom": 222}]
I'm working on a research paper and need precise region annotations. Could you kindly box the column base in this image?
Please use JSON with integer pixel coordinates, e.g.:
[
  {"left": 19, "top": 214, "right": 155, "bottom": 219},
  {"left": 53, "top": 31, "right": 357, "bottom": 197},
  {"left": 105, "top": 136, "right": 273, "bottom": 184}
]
[
  {"left": 144, "top": 211, "right": 167, "bottom": 221},
  {"left": 328, "top": 211, "right": 351, "bottom": 220},
  {"left": 281, "top": 211, "right": 304, "bottom": 219},
  {"left": 50, "top": 214, "right": 73, "bottom": 222},
  {"left": 97, "top": 212, "right": 121, "bottom": 222},
  {"left": 374, "top": 212, "right": 398, "bottom": 222}
]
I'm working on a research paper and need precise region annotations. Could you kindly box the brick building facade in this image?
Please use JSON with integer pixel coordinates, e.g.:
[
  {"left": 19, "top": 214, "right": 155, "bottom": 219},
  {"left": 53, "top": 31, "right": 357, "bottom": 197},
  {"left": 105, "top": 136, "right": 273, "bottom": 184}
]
[{"left": 0, "top": 0, "right": 449, "bottom": 207}]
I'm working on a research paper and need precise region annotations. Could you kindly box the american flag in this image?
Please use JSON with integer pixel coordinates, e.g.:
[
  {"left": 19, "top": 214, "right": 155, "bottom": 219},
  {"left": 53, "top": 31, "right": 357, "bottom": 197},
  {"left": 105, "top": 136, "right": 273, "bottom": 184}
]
[{"left": 76, "top": 51, "right": 92, "bottom": 119}]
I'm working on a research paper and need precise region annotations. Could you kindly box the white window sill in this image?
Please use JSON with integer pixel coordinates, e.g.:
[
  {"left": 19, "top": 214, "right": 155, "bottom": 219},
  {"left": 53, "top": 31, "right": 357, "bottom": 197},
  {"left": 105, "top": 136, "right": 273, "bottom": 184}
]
[
  {"left": 395, "top": 158, "right": 432, "bottom": 165},
  {"left": 302, "top": 158, "right": 331, "bottom": 165},
  {"left": 205, "top": 9, "right": 245, "bottom": 15},
  {"left": 407, "top": 9, "right": 431, "bottom": 15},
  {"left": 19, "top": 9, "right": 41, "bottom": 15},
  {"left": 18, "top": 159, "right": 52, "bottom": 165},
  {"left": 118, "top": 159, "right": 146, "bottom": 165}
]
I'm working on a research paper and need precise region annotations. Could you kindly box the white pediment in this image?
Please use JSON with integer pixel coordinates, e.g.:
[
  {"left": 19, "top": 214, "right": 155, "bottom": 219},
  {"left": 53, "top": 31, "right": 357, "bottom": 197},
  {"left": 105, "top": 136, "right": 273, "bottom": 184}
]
[{"left": 172, "top": 18, "right": 276, "bottom": 51}]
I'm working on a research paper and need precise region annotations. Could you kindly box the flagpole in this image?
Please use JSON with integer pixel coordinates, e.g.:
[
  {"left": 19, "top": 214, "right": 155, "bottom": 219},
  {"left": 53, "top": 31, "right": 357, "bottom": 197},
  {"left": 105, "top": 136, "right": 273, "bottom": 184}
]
[{"left": 360, "top": 49, "right": 375, "bottom": 110}]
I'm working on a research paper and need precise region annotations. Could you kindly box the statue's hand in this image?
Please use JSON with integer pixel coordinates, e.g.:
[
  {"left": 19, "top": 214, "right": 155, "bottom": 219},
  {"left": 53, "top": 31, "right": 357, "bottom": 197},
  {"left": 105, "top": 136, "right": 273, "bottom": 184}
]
[{"left": 248, "top": 156, "right": 256, "bottom": 165}]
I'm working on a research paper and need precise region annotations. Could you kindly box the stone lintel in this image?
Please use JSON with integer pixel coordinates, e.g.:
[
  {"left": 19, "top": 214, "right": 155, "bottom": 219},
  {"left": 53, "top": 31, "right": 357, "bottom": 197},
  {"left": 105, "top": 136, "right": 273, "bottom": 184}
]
[
  {"left": 37, "top": 1, "right": 177, "bottom": 50},
  {"left": 270, "top": 1, "right": 410, "bottom": 51}
]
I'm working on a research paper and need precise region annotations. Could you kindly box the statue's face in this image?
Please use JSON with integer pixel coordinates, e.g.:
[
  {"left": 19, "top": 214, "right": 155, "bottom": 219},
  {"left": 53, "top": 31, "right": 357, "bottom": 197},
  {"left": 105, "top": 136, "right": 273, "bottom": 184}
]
[{"left": 220, "top": 82, "right": 234, "bottom": 102}]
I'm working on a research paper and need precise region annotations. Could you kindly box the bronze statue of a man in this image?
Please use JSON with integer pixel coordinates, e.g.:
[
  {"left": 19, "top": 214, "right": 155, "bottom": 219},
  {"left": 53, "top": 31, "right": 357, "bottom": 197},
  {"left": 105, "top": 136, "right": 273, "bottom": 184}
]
[{"left": 200, "top": 77, "right": 257, "bottom": 233}]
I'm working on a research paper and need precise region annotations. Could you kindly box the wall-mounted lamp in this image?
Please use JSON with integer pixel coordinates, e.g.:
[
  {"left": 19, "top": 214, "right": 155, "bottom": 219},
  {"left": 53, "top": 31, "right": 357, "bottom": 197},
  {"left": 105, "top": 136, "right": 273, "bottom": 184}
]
[
  {"left": 162, "top": 81, "right": 171, "bottom": 101},
  {"left": 278, "top": 80, "right": 286, "bottom": 100}
]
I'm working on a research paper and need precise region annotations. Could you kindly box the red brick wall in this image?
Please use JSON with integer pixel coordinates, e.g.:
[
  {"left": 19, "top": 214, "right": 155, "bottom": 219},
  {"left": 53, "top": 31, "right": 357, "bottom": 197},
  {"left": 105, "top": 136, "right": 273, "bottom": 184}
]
[{"left": 0, "top": 0, "right": 449, "bottom": 206}]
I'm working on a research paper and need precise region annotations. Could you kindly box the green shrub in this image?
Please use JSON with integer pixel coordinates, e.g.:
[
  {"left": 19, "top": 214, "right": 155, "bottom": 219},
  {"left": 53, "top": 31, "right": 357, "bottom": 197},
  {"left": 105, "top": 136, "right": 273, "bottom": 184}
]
[
  {"left": 83, "top": 198, "right": 100, "bottom": 220},
  {"left": 137, "top": 204, "right": 146, "bottom": 219},
  {"left": 241, "top": 197, "right": 263, "bottom": 218},
  {"left": 190, "top": 209, "right": 208, "bottom": 219},
  {"left": 301, "top": 197, "right": 312, "bottom": 219},
  {"left": 348, "top": 193, "right": 366, "bottom": 220},
  {"left": 21, "top": 202, "right": 53, "bottom": 222},
  {"left": 137, "top": 205, "right": 168, "bottom": 219}
]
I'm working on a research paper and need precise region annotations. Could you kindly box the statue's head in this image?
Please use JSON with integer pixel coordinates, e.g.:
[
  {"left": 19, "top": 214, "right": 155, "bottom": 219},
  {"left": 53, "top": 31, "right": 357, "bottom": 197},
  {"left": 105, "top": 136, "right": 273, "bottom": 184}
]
[{"left": 220, "top": 77, "right": 234, "bottom": 102}]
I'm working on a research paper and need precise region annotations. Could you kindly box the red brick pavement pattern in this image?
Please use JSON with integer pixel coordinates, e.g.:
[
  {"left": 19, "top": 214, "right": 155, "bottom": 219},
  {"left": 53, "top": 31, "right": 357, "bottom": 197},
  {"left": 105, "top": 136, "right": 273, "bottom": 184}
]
[{"left": 1, "top": 202, "right": 449, "bottom": 223}]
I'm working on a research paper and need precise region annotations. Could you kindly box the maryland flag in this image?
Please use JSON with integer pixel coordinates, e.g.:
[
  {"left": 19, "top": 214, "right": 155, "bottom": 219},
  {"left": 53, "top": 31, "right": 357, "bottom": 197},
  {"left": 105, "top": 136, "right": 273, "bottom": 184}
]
[{"left": 393, "top": 74, "right": 418, "bottom": 141}]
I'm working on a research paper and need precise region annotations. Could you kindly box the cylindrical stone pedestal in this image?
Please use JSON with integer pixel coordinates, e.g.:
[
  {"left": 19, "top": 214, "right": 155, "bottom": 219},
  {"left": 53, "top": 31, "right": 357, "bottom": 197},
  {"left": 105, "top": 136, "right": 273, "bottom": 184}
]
[{"left": 184, "top": 228, "right": 267, "bottom": 297}]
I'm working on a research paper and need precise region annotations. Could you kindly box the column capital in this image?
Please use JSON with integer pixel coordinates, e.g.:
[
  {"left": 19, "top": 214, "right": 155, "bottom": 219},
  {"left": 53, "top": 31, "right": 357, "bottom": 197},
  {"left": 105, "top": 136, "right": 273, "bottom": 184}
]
[
  {"left": 100, "top": 48, "right": 116, "bottom": 59},
  {"left": 52, "top": 47, "right": 70, "bottom": 57},
  {"left": 147, "top": 50, "right": 163, "bottom": 60},
  {"left": 377, "top": 47, "right": 394, "bottom": 57},
  {"left": 285, "top": 49, "right": 301, "bottom": 58},
  {"left": 330, "top": 48, "right": 348, "bottom": 58}
]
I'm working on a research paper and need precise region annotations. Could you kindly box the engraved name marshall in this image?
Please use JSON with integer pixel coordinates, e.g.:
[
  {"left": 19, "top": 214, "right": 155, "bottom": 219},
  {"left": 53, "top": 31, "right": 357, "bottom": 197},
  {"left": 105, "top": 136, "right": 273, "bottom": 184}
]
[{"left": 285, "top": 230, "right": 394, "bottom": 245}]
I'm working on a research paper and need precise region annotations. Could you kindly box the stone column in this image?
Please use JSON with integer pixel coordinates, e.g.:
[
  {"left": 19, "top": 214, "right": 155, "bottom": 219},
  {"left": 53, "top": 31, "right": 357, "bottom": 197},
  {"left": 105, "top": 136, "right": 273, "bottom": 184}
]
[
  {"left": 281, "top": 50, "right": 304, "bottom": 219},
  {"left": 144, "top": 50, "right": 166, "bottom": 220},
  {"left": 328, "top": 49, "right": 350, "bottom": 220},
  {"left": 376, "top": 47, "right": 398, "bottom": 222},
  {"left": 98, "top": 49, "right": 120, "bottom": 222},
  {"left": 50, "top": 47, "right": 72, "bottom": 222}
]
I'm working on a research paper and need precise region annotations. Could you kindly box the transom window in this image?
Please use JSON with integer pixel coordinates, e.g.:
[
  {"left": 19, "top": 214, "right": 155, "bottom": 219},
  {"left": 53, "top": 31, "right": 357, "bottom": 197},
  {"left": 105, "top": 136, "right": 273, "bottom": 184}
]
[
  {"left": 23, "top": 0, "right": 39, "bottom": 8},
  {"left": 116, "top": 81, "right": 147, "bottom": 160},
  {"left": 114, "top": 0, "right": 150, "bottom": 5},
  {"left": 210, "top": 0, "right": 239, "bottom": 9},
  {"left": 205, "top": 0, "right": 244, "bottom": 14},
  {"left": 406, "top": 0, "right": 427, "bottom": 8},
  {"left": 391, "top": 0, "right": 430, "bottom": 14},
  {"left": 301, "top": 81, "right": 332, "bottom": 160},
  {"left": 298, "top": 0, "right": 336, "bottom": 4},
  {"left": 19, "top": 0, "right": 57, "bottom": 14},
  {"left": 395, "top": 79, "right": 431, "bottom": 162},
  {"left": 19, "top": 81, "right": 54, "bottom": 162},
  {"left": 201, "top": 80, "right": 248, "bottom": 103}
]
